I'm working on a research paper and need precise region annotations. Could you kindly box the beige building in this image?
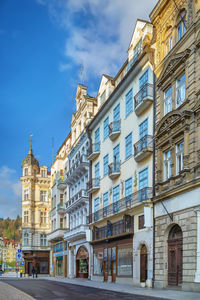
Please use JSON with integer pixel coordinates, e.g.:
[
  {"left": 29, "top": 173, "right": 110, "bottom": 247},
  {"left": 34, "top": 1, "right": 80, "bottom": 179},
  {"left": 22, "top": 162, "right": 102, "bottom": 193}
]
[
  {"left": 47, "top": 133, "right": 71, "bottom": 277},
  {"left": 20, "top": 139, "right": 51, "bottom": 275},
  {"left": 150, "top": 0, "right": 200, "bottom": 291},
  {"left": 87, "top": 20, "right": 155, "bottom": 287}
]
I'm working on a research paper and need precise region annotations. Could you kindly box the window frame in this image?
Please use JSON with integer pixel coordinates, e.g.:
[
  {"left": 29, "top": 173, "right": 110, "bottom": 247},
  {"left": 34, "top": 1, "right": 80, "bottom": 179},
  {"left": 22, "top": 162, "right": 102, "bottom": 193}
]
[
  {"left": 125, "top": 88, "right": 133, "bottom": 117},
  {"left": 103, "top": 116, "right": 109, "bottom": 140},
  {"left": 125, "top": 132, "right": 132, "bottom": 159}
]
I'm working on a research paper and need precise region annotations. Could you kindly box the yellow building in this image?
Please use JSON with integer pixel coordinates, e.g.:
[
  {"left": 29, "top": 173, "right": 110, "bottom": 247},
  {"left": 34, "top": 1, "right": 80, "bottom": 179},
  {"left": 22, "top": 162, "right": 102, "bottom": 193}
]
[
  {"left": 150, "top": 0, "right": 200, "bottom": 291},
  {"left": 20, "top": 138, "right": 51, "bottom": 275}
]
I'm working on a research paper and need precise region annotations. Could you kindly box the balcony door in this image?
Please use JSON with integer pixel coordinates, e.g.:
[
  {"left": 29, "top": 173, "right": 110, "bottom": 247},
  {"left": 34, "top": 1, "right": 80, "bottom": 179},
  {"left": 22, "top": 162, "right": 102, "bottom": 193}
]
[
  {"left": 113, "top": 103, "right": 120, "bottom": 121},
  {"left": 113, "top": 185, "right": 120, "bottom": 213},
  {"left": 139, "top": 69, "right": 149, "bottom": 99},
  {"left": 113, "top": 144, "right": 120, "bottom": 165},
  {"left": 138, "top": 168, "right": 148, "bottom": 201}
]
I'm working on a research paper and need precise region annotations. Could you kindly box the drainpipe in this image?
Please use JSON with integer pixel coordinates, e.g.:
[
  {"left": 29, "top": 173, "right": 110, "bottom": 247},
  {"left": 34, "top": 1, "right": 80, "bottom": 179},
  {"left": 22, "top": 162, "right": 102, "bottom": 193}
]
[
  {"left": 87, "top": 128, "right": 92, "bottom": 280},
  {"left": 152, "top": 72, "right": 156, "bottom": 289}
]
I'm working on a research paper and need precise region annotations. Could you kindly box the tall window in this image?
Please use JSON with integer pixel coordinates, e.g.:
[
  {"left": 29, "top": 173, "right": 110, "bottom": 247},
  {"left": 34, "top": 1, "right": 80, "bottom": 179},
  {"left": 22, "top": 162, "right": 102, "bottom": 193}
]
[
  {"left": 95, "top": 162, "right": 100, "bottom": 179},
  {"left": 176, "top": 141, "right": 184, "bottom": 174},
  {"left": 41, "top": 170, "right": 46, "bottom": 177},
  {"left": 24, "top": 189, "right": 29, "bottom": 201},
  {"left": 113, "top": 185, "right": 120, "bottom": 203},
  {"left": 103, "top": 192, "right": 109, "bottom": 208},
  {"left": 177, "top": 11, "right": 186, "bottom": 41},
  {"left": 94, "top": 197, "right": 100, "bottom": 221},
  {"left": 40, "top": 234, "right": 47, "bottom": 246},
  {"left": 24, "top": 211, "right": 29, "bottom": 223},
  {"left": 60, "top": 194, "right": 63, "bottom": 206},
  {"left": 139, "top": 168, "right": 148, "bottom": 202},
  {"left": 24, "top": 233, "right": 29, "bottom": 246},
  {"left": 125, "top": 88, "right": 133, "bottom": 117},
  {"left": 164, "top": 150, "right": 171, "bottom": 180},
  {"left": 125, "top": 177, "right": 132, "bottom": 197},
  {"left": 24, "top": 168, "right": 28, "bottom": 176},
  {"left": 125, "top": 133, "right": 132, "bottom": 159},
  {"left": 40, "top": 212, "right": 47, "bottom": 224},
  {"left": 40, "top": 190, "right": 47, "bottom": 201},
  {"left": 132, "top": 39, "right": 142, "bottom": 63},
  {"left": 113, "top": 144, "right": 120, "bottom": 163},
  {"left": 60, "top": 218, "right": 63, "bottom": 228},
  {"left": 139, "top": 69, "right": 148, "bottom": 90},
  {"left": 176, "top": 73, "right": 185, "bottom": 107},
  {"left": 94, "top": 127, "right": 100, "bottom": 143},
  {"left": 139, "top": 119, "right": 148, "bottom": 139},
  {"left": 164, "top": 86, "right": 172, "bottom": 115},
  {"left": 113, "top": 103, "right": 120, "bottom": 121},
  {"left": 103, "top": 116, "right": 109, "bottom": 139},
  {"left": 103, "top": 154, "right": 109, "bottom": 176},
  {"left": 165, "top": 35, "right": 173, "bottom": 55}
]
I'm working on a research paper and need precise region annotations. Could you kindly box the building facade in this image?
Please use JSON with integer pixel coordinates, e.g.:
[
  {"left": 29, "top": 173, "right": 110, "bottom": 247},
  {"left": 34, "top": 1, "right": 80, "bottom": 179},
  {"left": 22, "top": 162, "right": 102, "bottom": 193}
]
[
  {"left": 150, "top": 0, "right": 200, "bottom": 291},
  {"left": 64, "top": 84, "right": 98, "bottom": 279},
  {"left": 20, "top": 141, "right": 51, "bottom": 275},
  {"left": 47, "top": 134, "right": 71, "bottom": 277},
  {"left": 87, "top": 20, "right": 155, "bottom": 287}
]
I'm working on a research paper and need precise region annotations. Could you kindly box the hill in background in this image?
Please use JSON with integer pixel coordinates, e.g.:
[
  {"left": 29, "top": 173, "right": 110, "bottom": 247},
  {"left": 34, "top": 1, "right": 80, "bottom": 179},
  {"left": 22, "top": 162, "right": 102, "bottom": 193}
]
[{"left": 0, "top": 215, "right": 22, "bottom": 243}]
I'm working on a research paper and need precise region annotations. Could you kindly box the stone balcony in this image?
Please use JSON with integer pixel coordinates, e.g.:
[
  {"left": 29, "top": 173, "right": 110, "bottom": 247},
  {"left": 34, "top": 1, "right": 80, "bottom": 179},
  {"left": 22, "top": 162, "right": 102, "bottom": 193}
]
[
  {"left": 57, "top": 203, "right": 66, "bottom": 215},
  {"left": 134, "top": 83, "right": 153, "bottom": 116},
  {"left": 108, "top": 162, "right": 121, "bottom": 179},
  {"left": 65, "top": 189, "right": 89, "bottom": 213},
  {"left": 47, "top": 228, "right": 68, "bottom": 243},
  {"left": 65, "top": 154, "right": 89, "bottom": 185},
  {"left": 87, "top": 143, "right": 100, "bottom": 160},
  {"left": 109, "top": 120, "right": 121, "bottom": 141},
  {"left": 64, "top": 224, "right": 90, "bottom": 242}
]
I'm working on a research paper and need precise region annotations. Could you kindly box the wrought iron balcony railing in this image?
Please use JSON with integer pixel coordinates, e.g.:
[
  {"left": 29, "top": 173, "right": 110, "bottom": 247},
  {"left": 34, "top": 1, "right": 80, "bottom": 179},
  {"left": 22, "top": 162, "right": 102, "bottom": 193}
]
[
  {"left": 87, "top": 178, "right": 100, "bottom": 193},
  {"left": 108, "top": 162, "right": 121, "bottom": 179},
  {"left": 87, "top": 187, "right": 152, "bottom": 224},
  {"left": 66, "top": 189, "right": 89, "bottom": 210},
  {"left": 134, "top": 83, "right": 153, "bottom": 115},
  {"left": 87, "top": 143, "right": 100, "bottom": 160},
  {"left": 65, "top": 154, "right": 89, "bottom": 183},
  {"left": 134, "top": 135, "right": 153, "bottom": 161},
  {"left": 109, "top": 120, "right": 121, "bottom": 141}
]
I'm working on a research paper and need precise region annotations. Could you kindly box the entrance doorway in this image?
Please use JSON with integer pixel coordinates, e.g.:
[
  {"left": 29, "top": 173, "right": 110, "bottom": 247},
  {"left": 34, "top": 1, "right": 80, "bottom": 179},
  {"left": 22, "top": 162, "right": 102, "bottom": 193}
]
[
  {"left": 28, "top": 262, "right": 33, "bottom": 276},
  {"left": 140, "top": 244, "right": 147, "bottom": 282},
  {"left": 168, "top": 224, "right": 182, "bottom": 286},
  {"left": 76, "top": 246, "right": 89, "bottom": 278}
]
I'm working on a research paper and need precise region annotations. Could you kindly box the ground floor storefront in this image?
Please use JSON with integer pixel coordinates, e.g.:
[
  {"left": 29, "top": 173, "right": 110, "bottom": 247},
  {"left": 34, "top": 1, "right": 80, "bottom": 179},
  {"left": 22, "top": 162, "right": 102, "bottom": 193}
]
[
  {"left": 23, "top": 250, "right": 50, "bottom": 275},
  {"left": 51, "top": 241, "right": 67, "bottom": 277}
]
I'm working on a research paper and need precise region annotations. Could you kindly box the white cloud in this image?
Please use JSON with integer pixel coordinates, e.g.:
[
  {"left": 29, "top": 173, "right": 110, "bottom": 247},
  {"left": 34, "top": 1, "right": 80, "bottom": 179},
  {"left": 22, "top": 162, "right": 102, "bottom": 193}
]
[
  {"left": 37, "top": 0, "right": 157, "bottom": 79},
  {"left": 0, "top": 166, "right": 21, "bottom": 219}
]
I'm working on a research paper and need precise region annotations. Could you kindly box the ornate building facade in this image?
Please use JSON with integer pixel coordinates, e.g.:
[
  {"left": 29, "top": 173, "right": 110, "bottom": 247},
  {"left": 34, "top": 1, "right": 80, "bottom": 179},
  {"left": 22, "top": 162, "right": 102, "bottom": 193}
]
[
  {"left": 87, "top": 20, "right": 154, "bottom": 286},
  {"left": 20, "top": 140, "right": 51, "bottom": 275},
  {"left": 150, "top": 0, "right": 200, "bottom": 291}
]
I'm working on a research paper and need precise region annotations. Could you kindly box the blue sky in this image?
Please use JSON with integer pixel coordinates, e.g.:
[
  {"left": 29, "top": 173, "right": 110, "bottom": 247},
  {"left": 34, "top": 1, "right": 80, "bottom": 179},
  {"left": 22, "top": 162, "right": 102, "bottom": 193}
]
[{"left": 0, "top": 0, "right": 157, "bottom": 219}]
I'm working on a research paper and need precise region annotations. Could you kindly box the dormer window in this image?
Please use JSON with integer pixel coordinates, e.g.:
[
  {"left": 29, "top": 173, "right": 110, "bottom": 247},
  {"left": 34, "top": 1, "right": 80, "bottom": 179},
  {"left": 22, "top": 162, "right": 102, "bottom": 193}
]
[
  {"left": 100, "top": 90, "right": 106, "bottom": 104},
  {"left": 177, "top": 10, "right": 186, "bottom": 41},
  {"left": 133, "top": 39, "right": 142, "bottom": 63}
]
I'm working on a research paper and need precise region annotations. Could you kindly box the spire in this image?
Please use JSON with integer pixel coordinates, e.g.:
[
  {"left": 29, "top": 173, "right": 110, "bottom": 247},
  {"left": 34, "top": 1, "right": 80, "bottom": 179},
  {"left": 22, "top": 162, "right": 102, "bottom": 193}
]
[{"left": 29, "top": 134, "right": 33, "bottom": 155}]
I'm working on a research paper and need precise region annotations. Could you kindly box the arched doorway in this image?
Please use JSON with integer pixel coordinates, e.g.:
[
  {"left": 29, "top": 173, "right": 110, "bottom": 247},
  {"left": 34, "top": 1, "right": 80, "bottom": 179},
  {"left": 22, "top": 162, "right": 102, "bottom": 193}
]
[
  {"left": 76, "top": 246, "right": 89, "bottom": 278},
  {"left": 140, "top": 244, "right": 147, "bottom": 282},
  {"left": 168, "top": 224, "right": 182, "bottom": 286}
]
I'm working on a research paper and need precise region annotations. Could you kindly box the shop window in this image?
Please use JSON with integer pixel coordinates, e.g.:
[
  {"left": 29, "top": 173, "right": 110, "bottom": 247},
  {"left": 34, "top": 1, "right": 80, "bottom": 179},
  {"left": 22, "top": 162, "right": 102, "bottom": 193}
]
[
  {"left": 176, "top": 73, "right": 185, "bottom": 107},
  {"left": 138, "top": 215, "right": 145, "bottom": 230},
  {"left": 117, "top": 247, "right": 133, "bottom": 276},
  {"left": 176, "top": 141, "right": 184, "bottom": 174},
  {"left": 164, "top": 150, "right": 171, "bottom": 180},
  {"left": 93, "top": 250, "right": 103, "bottom": 275},
  {"left": 164, "top": 86, "right": 172, "bottom": 115},
  {"left": 40, "top": 262, "right": 48, "bottom": 274}
]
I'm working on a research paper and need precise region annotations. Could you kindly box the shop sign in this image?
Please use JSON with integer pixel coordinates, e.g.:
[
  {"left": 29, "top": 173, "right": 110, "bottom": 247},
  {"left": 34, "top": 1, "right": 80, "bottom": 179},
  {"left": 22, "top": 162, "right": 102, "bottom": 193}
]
[{"left": 53, "top": 250, "right": 67, "bottom": 257}]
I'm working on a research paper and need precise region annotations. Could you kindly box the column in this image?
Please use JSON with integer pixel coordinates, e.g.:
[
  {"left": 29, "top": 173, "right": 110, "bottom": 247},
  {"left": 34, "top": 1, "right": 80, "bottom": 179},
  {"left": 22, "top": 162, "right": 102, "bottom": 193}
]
[
  {"left": 68, "top": 248, "right": 73, "bottom": 278},
  {"left": 195, "top": 210, "right": 200, "bottom": 282}
]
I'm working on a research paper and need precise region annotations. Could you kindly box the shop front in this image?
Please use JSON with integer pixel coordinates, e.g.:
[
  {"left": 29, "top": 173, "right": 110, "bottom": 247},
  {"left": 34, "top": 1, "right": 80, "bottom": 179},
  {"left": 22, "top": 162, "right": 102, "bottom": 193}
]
[
  {"left": 52, "top": 241, "right": 67, "bottom": 277},
  {"left": 76, "top": 246, "right": 89, "bottom": 278},
  {"left": 23, "top": 251, "right": 50, "bottom": 275},
  {"left": 92, "top": 237, "right": 133, "bottom": 284}
]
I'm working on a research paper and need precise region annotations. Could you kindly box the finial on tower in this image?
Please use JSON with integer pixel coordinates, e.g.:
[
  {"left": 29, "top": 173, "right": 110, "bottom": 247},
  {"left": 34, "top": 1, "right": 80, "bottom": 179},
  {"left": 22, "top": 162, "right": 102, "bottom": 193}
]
[
  {"left": 29, "top": 134, "right": 33, "bottom": 154},
  {"left": 80, "top": 63, "right": 85, "bottom": 84}
]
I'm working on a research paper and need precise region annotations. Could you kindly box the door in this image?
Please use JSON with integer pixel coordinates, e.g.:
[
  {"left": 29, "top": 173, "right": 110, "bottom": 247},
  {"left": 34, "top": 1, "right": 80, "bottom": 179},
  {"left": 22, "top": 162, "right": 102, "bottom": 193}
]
[
  {"left": 103, "top": 248, "right": 108, "bottom": 282},
  {"left": 28, "top": 262, "right": 33, "bottom": 276},
  {"left": 111, "top": 247, "right": 116, "bottom": 283},
  {"left": 168, "top": 225, "right": 182, "bottom": 286},
  {"left": 140, "top": 245, "right": 147, "bottom": 282}
]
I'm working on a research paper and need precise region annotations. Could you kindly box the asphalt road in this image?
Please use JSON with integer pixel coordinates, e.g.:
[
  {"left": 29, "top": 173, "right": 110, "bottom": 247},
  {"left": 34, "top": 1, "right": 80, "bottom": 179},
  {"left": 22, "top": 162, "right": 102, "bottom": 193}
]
[{"left": 1, "top": 279, "right": 169, "bottom": 300}]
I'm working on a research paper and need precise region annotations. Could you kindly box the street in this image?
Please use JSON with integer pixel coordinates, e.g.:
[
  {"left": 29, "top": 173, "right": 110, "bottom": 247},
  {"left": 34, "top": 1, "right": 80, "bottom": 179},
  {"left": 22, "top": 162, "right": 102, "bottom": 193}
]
[{"left": 1, "top": 279, "right": 170, "bottom": 300}]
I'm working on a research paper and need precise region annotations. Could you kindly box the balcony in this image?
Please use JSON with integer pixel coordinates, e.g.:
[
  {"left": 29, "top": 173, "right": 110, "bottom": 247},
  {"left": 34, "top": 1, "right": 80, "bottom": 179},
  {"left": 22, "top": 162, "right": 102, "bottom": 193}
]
[
  {"left": 87, "top": 178, "right": 100, "bottom": 193},
  {"left": 47, "top": 228, "right": 67, "bottom": 243},
  {"left": 134, "top": 135, "right": 153, "bottom": 162},
  {"left": 108, "top": 162, "right": 121, "bottom": 179},
  {"left": 87, "top": 187, "right": 152, "bottom": 224},
  {"left": 87, "top": 143, "right": 100, "bottom": 160},
  {"left": 57, "top": 177, "right": 66, "bottom": 190},
  {"left": 64, "top": 224, "right": 90, "bottom": 242},
  {"left": 57, "top": 203, "right": 66, "bottom": 215},
  {"left": 92, "top": 215, "right": 134, "bottom": 242},
  {"left": 65, "top": 154, "right": 89, "bottom": 184},
  {"left": 66, "top": 189, "right": 89, "bottom": 213},
  {"left": 109, "top": 120, "right": 121, "bottom": 141},
  {"left": 134, "top": 83, "right": 153, "bottom": 116}
]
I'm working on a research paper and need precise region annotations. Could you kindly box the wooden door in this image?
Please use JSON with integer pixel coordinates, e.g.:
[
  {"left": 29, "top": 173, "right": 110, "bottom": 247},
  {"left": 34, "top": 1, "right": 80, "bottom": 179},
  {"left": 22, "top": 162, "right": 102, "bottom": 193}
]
[
  {"left": 168, "top": 225, "right": 182, "bottom": 286},
  {"left": 111, "top": 261, "right": 116, "bottom": 282},
  {"left": 103, "top": 261, "right": 108, "bottom": 282},
  {"left": 140, "top": 245, "right": 147, "bottom": 282}
]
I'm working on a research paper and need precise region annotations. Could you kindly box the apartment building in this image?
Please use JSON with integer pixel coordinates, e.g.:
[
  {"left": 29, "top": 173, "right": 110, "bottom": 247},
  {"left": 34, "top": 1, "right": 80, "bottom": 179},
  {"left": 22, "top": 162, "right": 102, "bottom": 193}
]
[
  {"left": 64, "top": 84, "right": 98, "bottom": 278},
  {"left": 47, "top": 133, "right": 71, "bottom": 277},
  {"left": 150, "top": 0, "right": 200, "bottom": 291},
  {"left": 87, "top": 20, "right": 155, "bottom": 287},
  {"left": 20, "top": 140, "right": 51, "bottom": 275}
]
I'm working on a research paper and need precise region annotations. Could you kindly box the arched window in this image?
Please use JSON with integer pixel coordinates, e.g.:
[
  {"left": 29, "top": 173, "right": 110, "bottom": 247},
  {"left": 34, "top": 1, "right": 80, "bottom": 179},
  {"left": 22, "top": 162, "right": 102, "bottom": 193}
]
[
  {"left": 168, "top": 224, "right": 182, "bottom": 239},
  {"left": 177, "top": 10, "right": 186, "bottom": 41}
]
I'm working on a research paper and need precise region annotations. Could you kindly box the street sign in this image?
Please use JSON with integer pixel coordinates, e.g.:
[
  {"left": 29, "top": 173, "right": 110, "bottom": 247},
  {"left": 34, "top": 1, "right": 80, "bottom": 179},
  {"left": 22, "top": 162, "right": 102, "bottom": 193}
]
[
  {"left": 17, "top": 254, "right": 22, "bottom": 259},
  {"left": 18, "top": 249, "right": 22, "bottom": 253},
  {"left": 21, "top": 261, "right": 24, "bottom": 266},
  {"left": 16, "top": 262, "right": 20, "bottom": 267}
]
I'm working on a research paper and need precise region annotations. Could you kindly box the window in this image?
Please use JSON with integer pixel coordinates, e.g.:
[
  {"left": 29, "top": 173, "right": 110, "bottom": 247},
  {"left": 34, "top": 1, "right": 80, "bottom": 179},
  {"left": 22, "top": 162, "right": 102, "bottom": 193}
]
[
  {"left": 60, "top": 194, "right": 63, "bottom": 206},
  {"left": 139, "top": 168, "right": 148, "bottom": 201},
  {"left": 24, "top": 233, "right": 29, "bottom": 246},
  {"left": 40, "top": 212, "right": 47, "bottom": 224},
  {"left": 164, "top": 86, "right": 172, "bottom": 115},
  {"left": 164, "top": 150, "right": 171, "bottom": 180},
  {"left": 139, "top": 119, "right": 148, "bottom": 139},
  {"left": 24, "top": 211, "right": 29, "bottom": 223},
  {"left": 103, "top": 117, "right": 109, "bottom": 139},
  {"left": 103, "top": 154, "right": 109, "bottom": 176},
  {"left": 40, "top": 234, "right": 47, "bottom": 246},
  {"left": 117, "top": 247, "right": 133, "bottom": 276},
  {"left": 95, "top": 162, "right": 100, "bottom": 179},
  {"left": 138, "top": 215, "right": 145, "bottom": 230},
  {"left": 94, "top": 127, "right": 100, "bottom": 143},
  {"left": 113, "top": 144, "right": 120, "bottom": 163},
  {"left": 94, "top": 197, "right": 100, "bottom": 221},
  {"left": 93, "top": 250, "right": 103, "bottom": 275},
  {"left": 113, "top": 185, "right": 120, "bottom": 213},
  {"left": 176, "top": 73, "right": 185, "bottom": 107},
  {"left": 177, "top": 11, "right": 186, "bottom": 41},
  {"left": 40, "top": 190, "right": 47, "bottom": 201},
  {"left": 113, "top": 103, "right": 120, "bottom": 121},
  {"left": 125, "top": 133, "right": 132, "bottom": 159},
  {"left": 103, "top": 191, "right": 109, "bottom": 207},
  {"left": 165, "top": 35, "right": 173, "bottom": 55},
  {"left": 24, "top": 189, "right": 29, "bottom": 201},
  {"left": 24, "top": 168, "right": 28, "bottom": 176},
  {"left": 125, "top": 89, "right": 133, "bottom": 117},
  {"left": 60, "top": 218, "right": 63, "bottom": 228},
  {"left": 41, "top": 170, "right": 46, "bottom": 177},
  {"left": 139, "top": 69, "right": 149, "bottom": 90},
  {"left": 125, "top": 177, "right": 132, "bottom": 197},
  {"left": 176, "top": 141, "right": 184, "bottom": 174}
]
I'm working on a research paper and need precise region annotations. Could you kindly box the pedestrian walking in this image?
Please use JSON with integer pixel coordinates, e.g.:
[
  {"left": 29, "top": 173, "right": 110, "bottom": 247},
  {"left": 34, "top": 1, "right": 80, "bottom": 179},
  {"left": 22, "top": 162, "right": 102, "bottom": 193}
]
[
  {"left": 32, "top": 266, "right": 35, "bottom": 278},
  {"left": 35, "top": 266, "right": 38, "bottom": 278},
  {"left": 20, "top": 269, "right": 23, "bottom": 278}
]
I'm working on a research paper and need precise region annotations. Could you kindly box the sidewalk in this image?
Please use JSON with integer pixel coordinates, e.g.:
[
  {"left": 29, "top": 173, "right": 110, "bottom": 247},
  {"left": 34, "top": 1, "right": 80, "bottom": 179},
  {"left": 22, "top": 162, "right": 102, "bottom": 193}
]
[
  {"left": 0, "top": 281, "right": 34, "bottom": 300},
  {"left": 43, "top": 276, "right": 200, "bottom": 300}
]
